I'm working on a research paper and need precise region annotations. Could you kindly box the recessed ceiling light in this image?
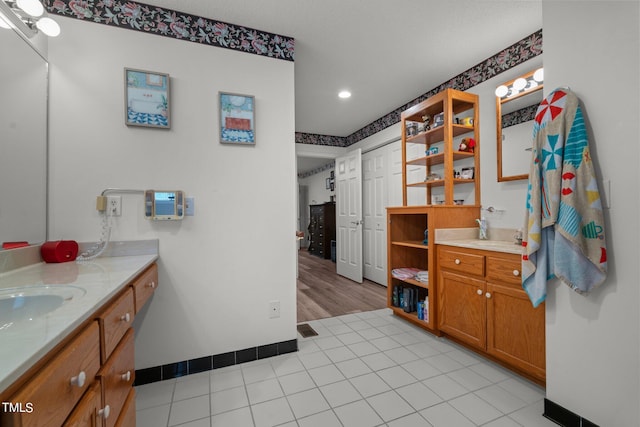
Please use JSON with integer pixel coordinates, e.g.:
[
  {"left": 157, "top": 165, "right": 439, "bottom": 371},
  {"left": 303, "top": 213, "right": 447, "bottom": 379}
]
[{"left": 338, "top": 90, "right": 351, "bottom": 99}]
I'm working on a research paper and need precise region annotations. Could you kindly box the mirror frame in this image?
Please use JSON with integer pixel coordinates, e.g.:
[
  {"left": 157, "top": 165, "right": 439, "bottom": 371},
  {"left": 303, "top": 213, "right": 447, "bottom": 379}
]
[{"left": 496, "top": 69, "right": 543, "bottom": 182}]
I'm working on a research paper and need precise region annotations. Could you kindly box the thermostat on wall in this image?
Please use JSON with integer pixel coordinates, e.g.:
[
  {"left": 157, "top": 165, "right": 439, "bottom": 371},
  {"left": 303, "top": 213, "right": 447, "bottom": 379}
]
[{"left": 144, "top": 190, "right": 184, "bottom": 220}]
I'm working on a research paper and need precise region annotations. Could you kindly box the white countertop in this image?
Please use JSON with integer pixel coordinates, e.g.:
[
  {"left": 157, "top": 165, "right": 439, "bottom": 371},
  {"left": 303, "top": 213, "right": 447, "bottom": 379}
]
[
  {"left": 434, "top": 227, "right": 523, "bottom": 255},
  {"left": 0, "top": 253, "right": 158, "bottom": 392}
]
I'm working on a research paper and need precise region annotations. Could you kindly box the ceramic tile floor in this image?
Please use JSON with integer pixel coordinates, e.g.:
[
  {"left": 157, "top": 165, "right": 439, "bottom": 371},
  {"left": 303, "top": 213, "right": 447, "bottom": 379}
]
[{"left": 135, "top": 309, "right": 557, "bottom": 427}]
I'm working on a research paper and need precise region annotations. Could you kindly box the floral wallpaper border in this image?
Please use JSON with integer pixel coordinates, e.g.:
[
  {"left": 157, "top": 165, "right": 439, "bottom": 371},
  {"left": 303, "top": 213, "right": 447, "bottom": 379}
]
[
  {"left": 296, "top": 29, "right": 543, "bottom": 148},
  {"left": 44, "top": 0, "right": 295, "bottom": 61},
  {"left": 502, "top": 104, "right": 538, "bottom": 129},
  {"left": 298, "top": 162, "right": 334, "bottom": 179}
]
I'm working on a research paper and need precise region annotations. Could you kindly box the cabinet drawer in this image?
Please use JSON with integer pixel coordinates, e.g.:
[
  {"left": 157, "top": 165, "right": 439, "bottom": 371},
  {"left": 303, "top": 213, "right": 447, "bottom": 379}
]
[
  {"left": 62, "top": 380, "right": 104, "bottom": 427},
  {"left": 7, "top": 322, "right": 101, "bottom": 427},
  {"left": 98, "top": 288, "right": 134, "bottom": 363},
  {"left": 99, "top": 328, "right": 135, "bottom": 427},
  {"left": 438, "top": 248, "right": 484, "bottom": 276},
  {"left": 131, "top": 264, "right": 158, "bottom": 314},
  {"left": 486, "top": 255, "right": 522, "bottom": 286}
]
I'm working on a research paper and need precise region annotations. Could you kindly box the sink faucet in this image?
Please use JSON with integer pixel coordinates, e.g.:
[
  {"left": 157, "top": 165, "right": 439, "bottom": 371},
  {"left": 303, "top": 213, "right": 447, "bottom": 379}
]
[{"left": 476, "top": 217, "right": 488, "bottom": 240}]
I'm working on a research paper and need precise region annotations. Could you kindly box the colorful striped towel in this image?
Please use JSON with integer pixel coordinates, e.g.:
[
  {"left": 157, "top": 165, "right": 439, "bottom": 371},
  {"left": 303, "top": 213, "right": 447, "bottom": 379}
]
[{"left": 522, "top": 88, "right": 607, "bottom": 307}]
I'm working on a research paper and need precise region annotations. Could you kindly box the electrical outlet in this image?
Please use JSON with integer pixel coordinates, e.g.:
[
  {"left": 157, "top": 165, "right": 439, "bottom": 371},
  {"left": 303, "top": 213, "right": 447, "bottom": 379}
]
[
  {"left": 269, "top": 300, "right": 280, "bottom": 319},
  {"left": 107, "top": 196, "right": 121, "bottom": 216}
]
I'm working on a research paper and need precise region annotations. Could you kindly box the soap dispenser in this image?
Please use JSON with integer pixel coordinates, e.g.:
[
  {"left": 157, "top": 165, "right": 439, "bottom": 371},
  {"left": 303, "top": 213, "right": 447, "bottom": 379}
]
[{"left": 476, "top": 217, "right": 488, "bottom": 240}]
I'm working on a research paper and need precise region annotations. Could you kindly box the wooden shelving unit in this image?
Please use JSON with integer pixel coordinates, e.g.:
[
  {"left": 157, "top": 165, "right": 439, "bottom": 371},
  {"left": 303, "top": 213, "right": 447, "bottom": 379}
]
[
  {"left": 401, "top": 88, "right": 480, "bottom": 206},
  {"left": 387, "top": 88, "right": 482, "bottom": 333},
  {"left": 387, "top": 205, "right": 479, "bottom": 332}
]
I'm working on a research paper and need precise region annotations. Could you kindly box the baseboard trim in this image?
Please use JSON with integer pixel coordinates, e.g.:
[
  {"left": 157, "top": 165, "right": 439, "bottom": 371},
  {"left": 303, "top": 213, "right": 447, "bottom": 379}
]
[
  {"left": 133, "top": 338, "right": 298, "bottom": 386},
  {"left": 544, "top": 398, "right": 599, "bottom": 427}
]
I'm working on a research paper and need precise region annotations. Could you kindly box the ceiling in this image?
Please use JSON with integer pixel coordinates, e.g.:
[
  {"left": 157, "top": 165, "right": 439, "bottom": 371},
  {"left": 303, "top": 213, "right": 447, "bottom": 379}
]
[{"left": 141, "top": 0, "right": 543, "bottom": 172}]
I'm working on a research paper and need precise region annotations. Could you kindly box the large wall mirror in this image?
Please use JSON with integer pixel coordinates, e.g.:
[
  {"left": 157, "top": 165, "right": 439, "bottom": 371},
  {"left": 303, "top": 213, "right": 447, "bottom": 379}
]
[
  {"left": 0, "top": 27, "right": 48, "bottom": 248},
  {"left": 496, "top": 68, "right": 543, "bottom": 182}
]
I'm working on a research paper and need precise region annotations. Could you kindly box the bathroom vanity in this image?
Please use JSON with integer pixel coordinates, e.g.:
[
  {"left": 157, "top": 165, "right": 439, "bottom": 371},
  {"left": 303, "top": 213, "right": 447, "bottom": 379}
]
[
  {"left": 436, "top": 239, "right": 545, "bottom": 385},
  {"left": 0, "top": 246, "right": 158, "bottom": 426}
]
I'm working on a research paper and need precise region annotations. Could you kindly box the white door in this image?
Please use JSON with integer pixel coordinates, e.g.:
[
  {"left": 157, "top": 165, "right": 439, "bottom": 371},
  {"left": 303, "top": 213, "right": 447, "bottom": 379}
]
[
  {"left": 389, "top": 140, "right": 404, "bottom": 207},
  {"left": 336, "top": 149, "right": 363, "bottom": 283},
  {"left": 362, "top": 148, "right": 388, "bottom": 286}
]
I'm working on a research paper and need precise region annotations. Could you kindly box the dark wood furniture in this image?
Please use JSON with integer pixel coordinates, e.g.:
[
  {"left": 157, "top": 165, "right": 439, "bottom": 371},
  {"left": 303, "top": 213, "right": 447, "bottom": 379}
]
[{"left": 308, "top": 202, "right": 335, "bottom": 260}]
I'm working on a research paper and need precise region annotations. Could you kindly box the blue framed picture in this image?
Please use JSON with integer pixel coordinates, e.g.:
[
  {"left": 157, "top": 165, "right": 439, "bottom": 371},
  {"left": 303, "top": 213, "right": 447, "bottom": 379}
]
[
  {"left": 219, "top": 92, "right": 255, "bottom": 145},
  {"left": 125, "top": 68, "right": 170, "bottom": 129}
]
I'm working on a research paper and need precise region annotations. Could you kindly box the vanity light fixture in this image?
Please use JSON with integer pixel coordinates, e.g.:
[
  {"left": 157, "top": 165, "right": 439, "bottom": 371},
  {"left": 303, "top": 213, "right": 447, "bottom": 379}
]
[
  {"left": 495, "top": 67, "right": 544, "bottom": 99},
  {"left": 15, "top": 0, "right": 42, "bottom": 17},
  {"left": 338, "top": 90, "right": 352, "bottom": 99},
  {"left": 0, "top": 0, "right": 60, "bottom": 37}
]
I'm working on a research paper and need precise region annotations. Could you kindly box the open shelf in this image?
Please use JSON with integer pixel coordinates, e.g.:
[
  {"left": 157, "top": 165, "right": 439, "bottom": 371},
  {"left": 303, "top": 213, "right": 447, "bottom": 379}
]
[{"left": 405, "top": 124, "right": 475, "bottom": 146}]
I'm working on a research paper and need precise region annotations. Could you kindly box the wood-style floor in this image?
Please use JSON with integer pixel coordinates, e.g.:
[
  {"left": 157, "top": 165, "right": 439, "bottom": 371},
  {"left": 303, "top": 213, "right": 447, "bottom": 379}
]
[{"left": 297, "top": 248, "right": 387, "bottom": 323}]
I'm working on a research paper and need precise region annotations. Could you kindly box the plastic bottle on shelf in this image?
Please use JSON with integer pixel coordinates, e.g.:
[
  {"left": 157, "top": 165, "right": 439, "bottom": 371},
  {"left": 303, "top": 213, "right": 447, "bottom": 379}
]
[{"left": 424, "top": 296, "right": 429, "bottom": 322}]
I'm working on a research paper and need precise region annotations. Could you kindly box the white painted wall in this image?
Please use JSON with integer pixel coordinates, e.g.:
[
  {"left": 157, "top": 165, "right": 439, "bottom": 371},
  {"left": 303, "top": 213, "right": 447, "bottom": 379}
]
[
  {"left": 299, "top": 168, "right": 335, "bottom": 208},
  {"left": 542, "top": 2, "right": 639, "bottom": 426},
  {"left": 47, "top": 18, "right": 297, "bottom": 368}
]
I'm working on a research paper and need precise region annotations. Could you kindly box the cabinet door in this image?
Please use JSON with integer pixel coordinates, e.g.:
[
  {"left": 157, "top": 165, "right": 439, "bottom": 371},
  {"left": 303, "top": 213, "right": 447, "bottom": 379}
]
[
  {"left": 114, "top": 389, "right": 136, "bottom": 427},
  {"left": 99, "top": 328, "right": 135, "bottom": 427},
  {"left": 486, "top": 282, "right": 545, "bottom": 381},
  {"left": 63, "top": 381, "right": 102, "bottom": 427},
  {"left": 438, "top": 270, "right": 486, "bottom": 350}
]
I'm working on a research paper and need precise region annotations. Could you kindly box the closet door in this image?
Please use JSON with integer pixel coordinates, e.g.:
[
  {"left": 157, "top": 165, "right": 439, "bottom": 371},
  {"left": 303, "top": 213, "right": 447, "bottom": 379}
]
[{"left": 362, "top": 148, "right": 388, "bottom": 285}]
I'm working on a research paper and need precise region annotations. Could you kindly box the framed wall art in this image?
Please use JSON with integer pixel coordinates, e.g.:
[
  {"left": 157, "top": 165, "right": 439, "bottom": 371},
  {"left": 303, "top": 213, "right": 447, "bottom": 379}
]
[
  {"left": 124, "top": 68, "right": 170, "bottom": 129},
  {"left": 219, "top": 92, "right": 255, "bottom": 145}
]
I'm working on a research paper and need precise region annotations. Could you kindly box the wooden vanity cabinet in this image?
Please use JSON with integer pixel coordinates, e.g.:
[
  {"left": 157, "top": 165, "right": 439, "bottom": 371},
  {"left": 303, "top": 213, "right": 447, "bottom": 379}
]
[
  {"left": 437, "top": 246, "right": 545, "bottom": 384},
  {"left": 3, "top": 322, "right": 101, "bottom": 427},
  {"left": 1, "top": 262, "right": 158, "bottom": 427}
]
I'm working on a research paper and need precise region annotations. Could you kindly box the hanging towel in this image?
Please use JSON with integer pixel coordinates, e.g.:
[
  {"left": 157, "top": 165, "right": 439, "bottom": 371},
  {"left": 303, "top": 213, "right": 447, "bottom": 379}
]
[{"left": 522, "top": 88, "right": 607, "bottom": 307}]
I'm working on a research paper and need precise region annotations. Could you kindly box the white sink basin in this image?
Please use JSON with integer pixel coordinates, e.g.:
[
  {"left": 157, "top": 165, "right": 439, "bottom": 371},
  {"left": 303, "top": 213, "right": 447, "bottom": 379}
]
[{"left": 0, "top": 285, "right": 86, "bottom": 328}]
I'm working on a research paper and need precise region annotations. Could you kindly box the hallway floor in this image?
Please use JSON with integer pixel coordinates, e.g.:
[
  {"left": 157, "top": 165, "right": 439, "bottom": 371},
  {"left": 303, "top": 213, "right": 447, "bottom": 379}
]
[
  {"left": 297, "top": 249, "right": 387, "bottom": 323},
  {"left": 135, "top": 309, "right": 554, "bottom": 427}
]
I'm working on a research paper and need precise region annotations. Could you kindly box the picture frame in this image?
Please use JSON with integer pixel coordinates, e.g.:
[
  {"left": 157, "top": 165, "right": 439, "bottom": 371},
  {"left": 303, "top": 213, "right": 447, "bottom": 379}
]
[
  {"left": 124, "top": 68, "right": 170, "bottom": 129},
  {"left": 461, "top": 167, "right": 475, "bottom": 179},
  {"left": 219, "top": 92, "right": 255, "bottom": 145}
]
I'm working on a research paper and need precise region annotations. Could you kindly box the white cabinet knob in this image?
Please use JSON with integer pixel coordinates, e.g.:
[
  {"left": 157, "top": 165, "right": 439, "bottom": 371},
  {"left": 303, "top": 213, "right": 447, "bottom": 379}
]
[
  {"left": 513, "top": 270, "right": 520, "bottom": 277},
  {"left": 477, "top": 289, "right": 483, "bottom": 295},
  {"left": 121, "top": 371, "right": 131, "bottom": 382},
  {"left": 70, "top": 371, "right": 86, "bottom": 388},
  {"left": 485, "top": 292, "right": 492, "bottom": 299},
  {"left": 455, "top": 259, "right": 461, "bottom": 265},
  {"left": 98, "top": 405, "right": 111, "bottom": 420},
  {"left": 120, "top": 312, "right": 131, "bottom": 323},
  {"left": 146, "top": 281, "right": 156, "bottom": 289}
]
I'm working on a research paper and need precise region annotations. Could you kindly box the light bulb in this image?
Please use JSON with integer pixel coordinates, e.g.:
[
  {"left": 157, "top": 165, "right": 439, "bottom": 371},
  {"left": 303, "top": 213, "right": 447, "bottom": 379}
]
[
  {"left": 495, "top": 85, "right": 509, "bottom": 98},
  {"left": 533, "top": 67, "right": 544, "bottom": 82},
  {"left": 338, "top": 90, "right": 351, "bottom": 99},
  {"left": 16, "top": 0, "right": 44, "bottom": 17},
  {"left": 0, "top": 13, "right": 11, "bottom": 29},
  {"left": 36, "top": 16, "right": 60, "bottom": 36},
  {"left": 513, "top": 78, "right": 527, "bottom": 91}
]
